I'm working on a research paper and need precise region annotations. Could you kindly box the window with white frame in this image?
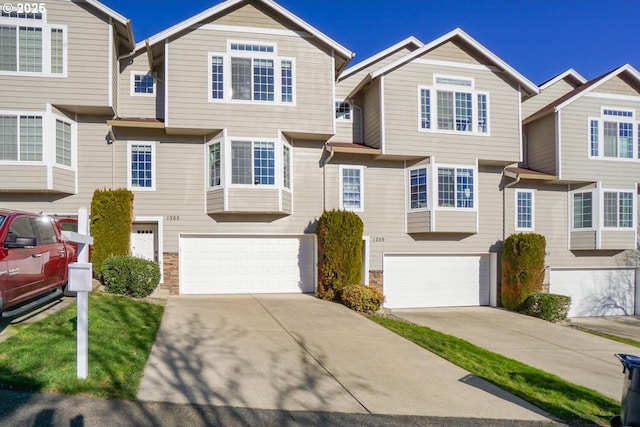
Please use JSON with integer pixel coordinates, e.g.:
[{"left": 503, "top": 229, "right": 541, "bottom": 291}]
[
  {"left": 589, "top": 108, "right": 637, "bottom": 160},
  {"left": 0, "top": 12, "right": 66, "bottom": 76},
  {"left": 131, "top": 72, "right": 155, "bottom": 96},
  {"left": 408, "top": 167, "right": 427, "bottom": 210},
  {"left": 55, "top": 119, "right": 71, "bottom": 167},
  {"left": 603, "top": 191, "right": 633, "bottom": 228},
  {"left": 419, "top": 75, "right": 488, "bottom": 134},
  {"left": 209, "top": 41, "right": 294, "bottom": 104},
  {"left": 335, "top": 101, "right": 351, "bottom": 120},
  {"left": 231, "top": 140, "right": 275, "bottom": 185},
  {"left": 128, "top": 142, "right": 155, "bottom": 191},
  {"left": 283, "top": 143, "right": 291, "bottom": 189},
  {"left": 572, "top": 191, "right": 593, "bottom": 229},
  {"left": 515, "top": 190, "right": 534, "bottom": 230},
  {"left": 437, "top": 166, "right": 474, "bottom": 209},
  {"left": 208, "top": 142, "right": 221, "bottom": 187},
  {"left": 340, "top": 166, "right": 363, "bottom": 211}
]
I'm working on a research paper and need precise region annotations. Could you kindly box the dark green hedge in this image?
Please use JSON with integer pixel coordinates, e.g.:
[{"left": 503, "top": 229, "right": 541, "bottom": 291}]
[
  {"left": 501, "top": 232, "right": 546, "bottom": 311},
  {"left": 102, "top": 255, "right": 160, "bottom": 298},
  {"left": 316, "top": 209, "right": 363, "bottom": 300},
  {"left": 91, "top": 189, "right": 134, "bottom": 277},
  {"left": 518, "top": 293, "right": 571, "bottom": 323}
]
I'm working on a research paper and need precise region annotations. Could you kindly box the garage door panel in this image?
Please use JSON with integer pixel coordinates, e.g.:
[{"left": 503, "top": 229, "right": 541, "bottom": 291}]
[
  {"left": 384, "top": 254, "right": 490, "bottom": 309},
  {"left": 180, "top": 236, "right": 315, "bottom": 294},
  {"left": 550, "top": 269, "right": 636, "bottom": 317}
]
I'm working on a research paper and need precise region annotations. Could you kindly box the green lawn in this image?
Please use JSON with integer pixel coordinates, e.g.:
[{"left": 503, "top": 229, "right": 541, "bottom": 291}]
[
  {"left": 0, "top": 293, "right": 164, "bottom": 399},
  {"left": 572, "top": 326, "right": 640, "bottom": 349},
  {"left": 370, "top": 316, "right": 618, "bottom": 426}
]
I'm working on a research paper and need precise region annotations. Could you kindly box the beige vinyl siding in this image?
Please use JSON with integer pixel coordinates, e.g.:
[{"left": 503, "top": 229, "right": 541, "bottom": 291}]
[
  {"left": 570, "top": 231, "right": 596, "bottom": 250},
  {"left": 600, "top": 230, "right": 635, "bottom": 250},
  {"left": 593, "top": 75, "right": 640, "bottom": 96},
  {"left": 525, "top": 113, "right": 557, "bottom": 175},
  {"left": 523, "top": 78, "right": 579, "bottom": 119},
  {"left": 118, "top": 53, "right": 158, "bottom": 118},
  {"left": 282, "top": 190, "right": 292, "bottom": 214},
  {"left": 426, "top": 40, "right": 479, "bottom": 64},
  {"left": 226, "top": 188, "right": 280, "bottom": 212},
  {"left": 166, "top": 5, "right": 334, "bottom": 137},
  {"left": 0, "top": 1, "right": 112, "bottom": 111},
  {"left": 559, "top": 96, "right": 640, "bottom": 184},
  {"left": 434, "top": 210, "right": 477, "bottom": 233},
  {"left": 111, "top": 31, "right": 118, "bottom": 114},
  {"left": 362, "top": 79, "right": 381, "bottom": 148},
  {"left": 0, "top": 166, "right": 47, "bottom": 190},
  {"left": 206, "top": 188, "right": 224, "bottom": 213},
  {"left": 334, "top": 120, "right": 354, "bottom": 143},
  {"left": 51, "top": 167, "right": 75, "bottom": 194},
  {"left": 214, "top": 2, "right": 289, "bottom": 30},
  {"left": 381, "top": 51, "right": 520, "bottom": 163},
  {"left": 407, "top": 211, "right": 430, "bottom": 233}
]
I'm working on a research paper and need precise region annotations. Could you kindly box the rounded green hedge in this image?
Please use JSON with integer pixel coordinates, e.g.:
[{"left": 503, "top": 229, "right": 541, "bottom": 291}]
[
  {"left": 340, "top": 284, "right": 385, "bottom": 314},
  {"left": 101, "top": 255, "right": 160, "bottom": 298}
]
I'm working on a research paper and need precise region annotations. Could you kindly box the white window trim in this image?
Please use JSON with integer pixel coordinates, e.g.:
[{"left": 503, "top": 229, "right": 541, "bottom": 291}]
[
  {"left": 407, "top": 165, "right": 428, "bottom": 212},
  {"left": 514, "top": 190, "right": 535, "bottom": 231},
  {"left": 227, "top": 39, "right": 278, "bottom": 56},
  {"left": 587, "top": 106, "right": 638, "bottom": 161},
  {"left": 205, "top": 139, "right": 223, "bottom": 189},
  {"left": 339, "top": 165, "right": 364, "bottom": 212},
  {"left": 127, "top": 141, "right": 156, "bottom": 192},
  {"left": 282, "top": 138, "right": 292, "bottom": 191},
  {"left": 130, "top": 71, "right": 156, "bottom": 97},
  {"left": 434, "top": 164, "right": 477, "bottom": 211},
  {"left": 0, "top": 18, "right": 67, "bottom": 77},
  {"left": 570, "top": 189, "right": 595, "bottom": 231},
  {"left": 335, "top": 100, "right": 352, "bottom": 122},
  {"left": 433, "top": 73, "right": 475, "bottom": 90},
  {"left": 417, "top": 83, "right": 489, "bottom": 136},
  {"left": 52, "top": 114, "right": 76, "bottom": 171},
  {"left": 207, "top": 48, "right": 296, "bottom": 105},
  {"left": 600, "top": 188, "right": 636, "bottom": 230}
]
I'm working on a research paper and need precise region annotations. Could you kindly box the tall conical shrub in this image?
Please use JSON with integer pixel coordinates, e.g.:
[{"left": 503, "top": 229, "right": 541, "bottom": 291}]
[{"left": 501, "top": 233, "right": 546, "bottom": 310}]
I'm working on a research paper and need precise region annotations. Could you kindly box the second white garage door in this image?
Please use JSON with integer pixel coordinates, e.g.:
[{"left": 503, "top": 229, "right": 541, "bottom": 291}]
[
  {"left": 383, "top": 254, "right": 491, "bottom": 309},
  {"left": 179, "top": 235, "right": 316, "bottom": 294}
]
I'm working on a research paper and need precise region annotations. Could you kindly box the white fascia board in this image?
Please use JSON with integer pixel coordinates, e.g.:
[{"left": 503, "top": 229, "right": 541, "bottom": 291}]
[
  {"left": 134, "top": 0, "right": 353, "bottom": 62},
  {"left": 340, "top": 36, "right": 424, "bottom": 80},
  {"left": 539, "top": 68, "right": 587, "bottom": 91},
  {"left": 371, "top": 28, "right": 539, "bottom": 96},
  {"left": 84, "top": 0, "right": 129, "bottom": 25}
]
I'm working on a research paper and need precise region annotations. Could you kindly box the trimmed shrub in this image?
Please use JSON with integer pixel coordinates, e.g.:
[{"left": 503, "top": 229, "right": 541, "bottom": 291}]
[
  {"left": 102, "top": 255, "right": 160, "bottom": 298},
  {"left": 91, "top": 189, "right": 134, "bottom": 277},
  {"left": 518, "top": 292, "right": 571, "bottom": 323},
  {"left": 501, "top": 232, "right": 546, "bottom": 310},
  {"left": 316, "top": 209, "right": 364, "bottom": 300},
  {"left": 340, "top": 284, "right": 385, "bottom": 314}
]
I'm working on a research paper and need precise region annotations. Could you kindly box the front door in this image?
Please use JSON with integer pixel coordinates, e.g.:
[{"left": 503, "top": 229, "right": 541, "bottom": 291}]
[{"left": 131, "top": 227, "right": 155, "bottom": 262}]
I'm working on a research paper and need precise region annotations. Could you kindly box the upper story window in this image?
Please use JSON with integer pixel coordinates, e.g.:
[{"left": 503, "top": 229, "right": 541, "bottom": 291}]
[
  {"left": 0, "top": 111, "right": 73, "bottom": 166},
  {"left": 419, "top": 75, "right": 488, "bottom": 135},
  {"left": 209, "top": 41, "right": 295, "bottom": 104},
  {"left": 408, "top": 167, "right": 427, "bottom": 210},
  {"left": 0, "top": 12, "right": 66, "bottom": 76},
  {"left": 128, "top": 142, "right": 156, "bottom": 191},
  {"left": 131, "top": 72, "right": 155, "bottom": 96},
  {"left": 340, "top": 165, "right": 363, "bottom": 212},
  {"left": 515, "top": 190, "right": 534, "bottom": 231},
  {"left": 589, "top": 107, "right": 637, "bottom": 160},
  {"left": 572, "top": 191, "right": 593, "bottom": 229},
  {"left": 437, "top": 166, "right": 475, "bottom": 209},
  {"left": 335, "top": 101, "right": 351, "bottom": 120}
]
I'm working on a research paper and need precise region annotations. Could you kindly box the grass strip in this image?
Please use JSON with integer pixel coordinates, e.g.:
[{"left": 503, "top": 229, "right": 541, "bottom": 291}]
[
  {"left": 370, "top": 315, "right": 618, "bottom": 426},
  {"left": 0, "top": 293, "right": 164, "bottom": 399},
  {"left": 571, "top": 327, "right": 640, "bottom": 349}
]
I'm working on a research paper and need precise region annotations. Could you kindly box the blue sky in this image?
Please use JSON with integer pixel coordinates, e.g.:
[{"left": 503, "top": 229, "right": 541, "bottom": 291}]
[{"left": 103, "top": 0, "right": 640, "bottom": 85}]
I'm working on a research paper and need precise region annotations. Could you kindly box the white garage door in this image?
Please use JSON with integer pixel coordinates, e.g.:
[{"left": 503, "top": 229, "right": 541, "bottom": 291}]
[
  {"left": 179, "top": 235, "right": 316, "bottom": 294},
  {"left": 549, "top": 268, "right": 637, "bottom": 317},
  {"left": 384, "top": 254, "right": 491, "bottom": 309}
]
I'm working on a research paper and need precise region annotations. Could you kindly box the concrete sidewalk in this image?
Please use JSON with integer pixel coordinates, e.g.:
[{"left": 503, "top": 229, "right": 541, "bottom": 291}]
[
  {"left": 570, "top": 315, "right": 640, "bottom": 342},
  {"left": 137, "top": 295, "right": 555, "bottom": 422},
  {"left": 392, "top": 307, "right": 639, "bottom": 400}
]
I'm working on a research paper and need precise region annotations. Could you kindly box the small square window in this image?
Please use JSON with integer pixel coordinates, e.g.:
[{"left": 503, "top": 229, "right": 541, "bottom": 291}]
[
  {"left": 335, "top": 101, "right": 351, "bottom": 120},
  {"left": 132, "top": 72, "right": 155, "bottom": 96}
]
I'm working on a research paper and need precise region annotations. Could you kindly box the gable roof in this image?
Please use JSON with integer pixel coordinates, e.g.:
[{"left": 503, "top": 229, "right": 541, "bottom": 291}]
[
  {"left": 524, "top": 64, "right": 640, "bottom": 124},
  {"left": 83, "top": 0, "right": 134, "bottom": 52},
  {"left": 366, "top": 28, "right": 539, "bottom": 97},
  {"left": 539, "top": 68, "right": 587, "bottom": 91},
  {"left": 134, "top": 0, "right": 353, "bottom": 74},
  {"left": 339, "top": 36, "right": 424, "bottom": 82}
]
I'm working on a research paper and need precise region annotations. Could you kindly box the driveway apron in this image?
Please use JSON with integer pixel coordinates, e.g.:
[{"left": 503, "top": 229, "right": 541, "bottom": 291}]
[
  {"left": 392, "top": 307, "right": 640, "bottom": 400},
  {"left": 137, "top": 294, "right": 553, "bottom": 421}
]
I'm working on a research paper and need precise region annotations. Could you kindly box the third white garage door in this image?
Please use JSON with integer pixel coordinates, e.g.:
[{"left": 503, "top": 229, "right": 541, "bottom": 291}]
[
  {"left": 179, "top": 235, "right": 316, "bottom": 294},
  {"left": 383, "top": 254, "right": 491, "bottom": 309}
]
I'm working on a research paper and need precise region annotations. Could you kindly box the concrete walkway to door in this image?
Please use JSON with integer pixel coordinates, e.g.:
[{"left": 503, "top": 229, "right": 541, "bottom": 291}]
[
  {"left": 137, "top": 294, "right": 554, "bottom": 422},
  {"left": 392, "top": 307, "right": 640, "bottom": 400}
]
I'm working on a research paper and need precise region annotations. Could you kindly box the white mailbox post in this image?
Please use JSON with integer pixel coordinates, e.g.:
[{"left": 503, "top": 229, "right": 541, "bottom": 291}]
[{"left": 62, "top": 207, "right": 93, "bottom": 379}]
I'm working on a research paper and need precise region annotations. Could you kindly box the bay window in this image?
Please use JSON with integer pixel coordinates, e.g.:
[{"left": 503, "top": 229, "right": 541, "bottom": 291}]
[
  {"left": 573, "top": 192, "right": 593, "bottom": 229},
  {"left": 589, "top": 108, "right": 637, "bottom": 160},
  {"left": 409, "top": 167, "right": 427, "bottom": 210},
  {"left": 438, "top": 167, "right": 474, "bottom": 209},
  {"left": 603, "top": 191, "right": 633, "bottom": 228}
]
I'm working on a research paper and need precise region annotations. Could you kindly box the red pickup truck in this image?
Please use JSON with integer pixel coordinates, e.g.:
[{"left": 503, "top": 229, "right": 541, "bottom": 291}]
[{"left": 0, "top": 209, "right": 77, "bottom": 318}]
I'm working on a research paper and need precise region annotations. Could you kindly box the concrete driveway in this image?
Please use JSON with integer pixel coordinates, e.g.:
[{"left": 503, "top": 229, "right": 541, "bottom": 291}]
[
  {"left": 137, "top": 294, "right": 553, "bottom": 421},
  {"left": 392, "top": 307, "right": 640, "bottom": 400}
]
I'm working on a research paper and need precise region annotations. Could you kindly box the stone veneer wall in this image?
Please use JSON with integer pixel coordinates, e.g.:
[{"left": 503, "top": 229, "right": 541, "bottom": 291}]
[
  {"left": 162, "top": 253, "right": 179, "bottom": 295},
  {"left": 369, "top": 270, "right": 383, "bottom": 292}
]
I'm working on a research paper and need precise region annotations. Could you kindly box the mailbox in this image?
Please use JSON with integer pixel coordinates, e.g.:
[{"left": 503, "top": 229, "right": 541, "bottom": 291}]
[{"left": 67, "top": 263, "right": 93, "bottom": 292}]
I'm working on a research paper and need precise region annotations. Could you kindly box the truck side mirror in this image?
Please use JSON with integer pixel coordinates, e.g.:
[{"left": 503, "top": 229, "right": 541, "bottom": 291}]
[{"left": 4, "top": 237, "right": 37, "bottom": 249}]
